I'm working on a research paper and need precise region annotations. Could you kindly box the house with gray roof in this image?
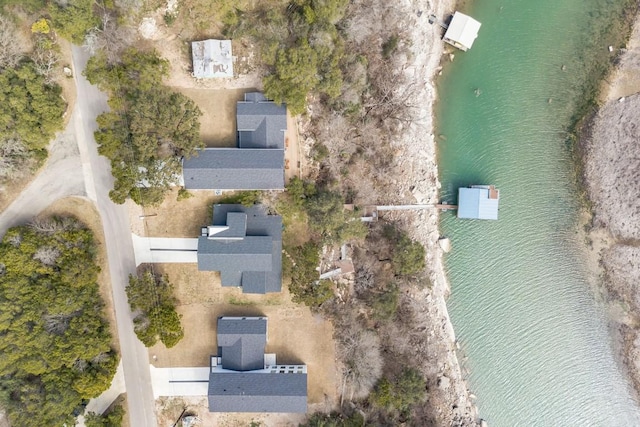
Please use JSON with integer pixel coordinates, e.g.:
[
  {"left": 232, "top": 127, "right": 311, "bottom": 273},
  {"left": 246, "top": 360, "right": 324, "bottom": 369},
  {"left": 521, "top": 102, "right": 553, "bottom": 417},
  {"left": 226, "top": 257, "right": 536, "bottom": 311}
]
[
  {"left": 198, "top": 204, "right": 282, "bottom": 294},
  {"left": 183, "top": 92, "right": 287, "bottom": 190},
  {"left": 209, "top": 317, "right": 307, "bottom": 413}
]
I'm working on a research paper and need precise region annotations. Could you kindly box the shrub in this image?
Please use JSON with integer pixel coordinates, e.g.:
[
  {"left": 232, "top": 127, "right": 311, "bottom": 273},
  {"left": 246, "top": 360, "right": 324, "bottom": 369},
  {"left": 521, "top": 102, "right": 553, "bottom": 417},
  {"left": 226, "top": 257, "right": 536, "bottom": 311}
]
[
  {"left": 370, "top": 368, "right": 426, "bottom": 412},
  {"left": 392, "top": 234, "right": 425, "bottom": 277},
  {"left": 369, "top": 283, "right": 399, "bottom": 321},
  {"left": 126, "top": 270, "right": 184, "bottom": 348},
  {"left": 286, "top": 242, "right": 334, "bottom": 307}
]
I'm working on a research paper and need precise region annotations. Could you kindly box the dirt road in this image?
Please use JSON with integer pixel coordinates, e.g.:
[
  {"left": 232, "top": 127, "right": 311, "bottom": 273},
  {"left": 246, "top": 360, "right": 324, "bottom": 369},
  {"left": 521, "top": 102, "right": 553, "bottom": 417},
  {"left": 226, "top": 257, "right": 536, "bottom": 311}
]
[{"left": 0, "top": 121, "right": 85, "bottom": 236}]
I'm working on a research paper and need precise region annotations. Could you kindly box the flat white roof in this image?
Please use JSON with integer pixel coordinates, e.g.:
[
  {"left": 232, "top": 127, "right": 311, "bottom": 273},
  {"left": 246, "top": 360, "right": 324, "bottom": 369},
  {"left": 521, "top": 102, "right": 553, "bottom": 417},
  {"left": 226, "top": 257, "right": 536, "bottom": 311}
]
[
  {"left": 443, "top": 11, "right": 481, "bottom": 51},
  {"left": 192, "top": 39, "right": 233, "bottom": 78}
]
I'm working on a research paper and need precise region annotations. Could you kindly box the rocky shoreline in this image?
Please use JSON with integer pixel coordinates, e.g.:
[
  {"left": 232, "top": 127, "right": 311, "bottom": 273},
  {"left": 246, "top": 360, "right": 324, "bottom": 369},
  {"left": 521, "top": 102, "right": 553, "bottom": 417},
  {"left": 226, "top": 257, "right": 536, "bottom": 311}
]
[
  {"left": 387, "top": 0, "right": 479, "bottom": 424},
  {"left": 582, "top": 10, "right": 640, "bottom": 402}
]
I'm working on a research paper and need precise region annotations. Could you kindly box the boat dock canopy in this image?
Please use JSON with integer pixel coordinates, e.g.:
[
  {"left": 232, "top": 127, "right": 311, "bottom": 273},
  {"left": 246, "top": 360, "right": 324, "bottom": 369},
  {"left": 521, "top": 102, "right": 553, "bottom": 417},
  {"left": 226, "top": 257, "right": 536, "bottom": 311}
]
[
  {"left": 443, "top": 12, "right": 481, "bottom": 51},
  {"left": 457, "top": 185, "right": 500, "bottom": 220}
]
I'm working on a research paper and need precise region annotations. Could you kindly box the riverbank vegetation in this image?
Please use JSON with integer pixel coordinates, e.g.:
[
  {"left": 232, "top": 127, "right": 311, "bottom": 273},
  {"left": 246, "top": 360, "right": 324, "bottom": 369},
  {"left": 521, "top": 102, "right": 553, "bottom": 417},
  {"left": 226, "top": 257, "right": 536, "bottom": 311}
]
[
  {"left": 569, "top": 0, "right": 638, "bottom": 209},
  {"left": 126, "top": 269, "right": 184, "bottom": 348},
  {"left": 0, "top": 216, "right": 118, "bottom": 426}
]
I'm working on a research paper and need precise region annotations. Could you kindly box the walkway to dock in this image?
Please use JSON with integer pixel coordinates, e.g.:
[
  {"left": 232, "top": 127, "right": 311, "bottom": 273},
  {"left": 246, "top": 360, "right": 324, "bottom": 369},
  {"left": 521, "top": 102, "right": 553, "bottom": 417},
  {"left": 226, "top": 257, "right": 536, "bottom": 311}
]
[{"left": 358, "top": 204, "right": 458, "bottom": 221}]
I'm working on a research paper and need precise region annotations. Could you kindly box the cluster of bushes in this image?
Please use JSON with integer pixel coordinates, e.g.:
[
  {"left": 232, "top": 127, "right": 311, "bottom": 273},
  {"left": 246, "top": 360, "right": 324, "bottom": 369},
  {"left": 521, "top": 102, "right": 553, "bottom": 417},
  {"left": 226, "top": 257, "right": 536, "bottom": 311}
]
[
  {"left": 0, "top": 217, "right": 118, "bottom": 426},
  {"left": 370, "top": 368, "right": 427, "bottom": 414},
  {"left": 226, "top": 0, "right": 348, "bottom": 114},
  {"left": 85, "top": 49, "right": 203, "bottom": 206},
  {"left": 126, "top": 270, "right": 184, "bottom": 348},
  {"left": 0, "top": 12, "right": 66, "bottom": 183},
  {"left": 384, "top": 225, "right": 426, "bottom": 277},
  {"left": 278, "top": 177, "right": 367, "bottom": 308},
  {"left": 85, "top": 403, "right": 125, "bottom": 427}
]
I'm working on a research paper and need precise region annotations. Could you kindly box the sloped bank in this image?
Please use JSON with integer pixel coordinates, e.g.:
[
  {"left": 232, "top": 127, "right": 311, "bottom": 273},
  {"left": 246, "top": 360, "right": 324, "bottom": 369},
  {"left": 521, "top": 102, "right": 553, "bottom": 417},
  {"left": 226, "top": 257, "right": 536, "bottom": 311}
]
[
  {"left": 582, "top": 12, "right": 640, "bottom": 399},
  {"left": 384, "top": 0, "right": 479, "bottom": 424}
]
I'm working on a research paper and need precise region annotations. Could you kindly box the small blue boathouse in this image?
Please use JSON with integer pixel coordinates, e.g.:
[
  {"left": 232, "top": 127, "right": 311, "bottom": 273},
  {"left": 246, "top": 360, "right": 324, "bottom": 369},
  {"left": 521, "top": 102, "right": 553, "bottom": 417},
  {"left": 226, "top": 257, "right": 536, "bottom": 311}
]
[{"left": 457, "top": 185, "right": 500, "bottom": 220}]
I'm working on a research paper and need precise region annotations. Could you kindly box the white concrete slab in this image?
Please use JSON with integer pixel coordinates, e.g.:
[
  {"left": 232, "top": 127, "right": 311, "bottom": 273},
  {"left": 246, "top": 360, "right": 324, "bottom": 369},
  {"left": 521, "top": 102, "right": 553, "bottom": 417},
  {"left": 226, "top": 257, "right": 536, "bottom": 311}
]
[
  {"left": 132, "top": 234, "right": 199, "bottom": 266},
  {"left": 149, "top": 365, "right": 209, "bottom": 398},
  {"left": 150, "top": 250, "right": 198, "bottom": 264}
]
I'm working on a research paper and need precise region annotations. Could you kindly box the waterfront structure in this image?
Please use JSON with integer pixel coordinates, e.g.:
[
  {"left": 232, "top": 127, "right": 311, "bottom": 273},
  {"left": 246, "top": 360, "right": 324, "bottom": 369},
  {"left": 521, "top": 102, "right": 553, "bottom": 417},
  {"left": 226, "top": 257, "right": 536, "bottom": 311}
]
[
  {"left": 182, "top": 92, "right": 287, "bottom": 191},
  {"left": 198, "top": 204, "right": 283, "bottom": 294},
  {"left": 457, "top": 185, "right": 500, "bottom": 220},
  {"left": 443, "top": 11, "right": 481, "bottom": 51},
  {"left": 191, "top": 39, "right": 233, "bottom": 78},
  {"left": 208, "top": 317, "right": 307, "bottom": 413}
]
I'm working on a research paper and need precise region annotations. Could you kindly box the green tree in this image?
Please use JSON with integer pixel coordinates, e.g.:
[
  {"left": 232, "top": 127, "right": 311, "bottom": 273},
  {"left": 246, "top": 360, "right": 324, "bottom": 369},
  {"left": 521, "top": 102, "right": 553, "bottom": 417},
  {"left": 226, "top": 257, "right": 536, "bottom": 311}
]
[
  {"left": 264, "top": 40, "right": 319, "bottom": 115},
  {"left": 370, "top": 368, "right": 426, "bottom": 412},
  {"left": 301, "top": 410, "right": 365, "bottom": 427},
  {"left": 286, "top": 242, "right": 333, "bottom": 307},
  {"left": 304, "top": 189, "right": 367, "bottom": 243},
  {"left": 85, "top": 404, "right": 125, "bottom": 427},
  {"left": 86, "top": 49, "right": 202, "bottom": 206},
  {"left": 49, "top": 0, "right": 99, "bottom": 44},
  {"left": 0, "top": 63, "right": 65, "bottom": 153},
  {"left": 392, "top": 234, "right": 425, "bottom": 277},
  {"left": 126, "top": 270, "right": 184, "bottom": 348},
  {"left": 370, "top": 283, "right": 399, "bottom": 321},
  {"left": 0, "top": 217, "right": 118, "bottom": 427}
]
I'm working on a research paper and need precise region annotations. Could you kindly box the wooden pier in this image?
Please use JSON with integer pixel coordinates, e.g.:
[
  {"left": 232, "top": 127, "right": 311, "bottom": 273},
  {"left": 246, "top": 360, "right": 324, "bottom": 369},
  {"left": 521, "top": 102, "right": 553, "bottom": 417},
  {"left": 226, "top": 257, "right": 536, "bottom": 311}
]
[{"left": 436, "top": 204, "right": 458, "bottom": 210}]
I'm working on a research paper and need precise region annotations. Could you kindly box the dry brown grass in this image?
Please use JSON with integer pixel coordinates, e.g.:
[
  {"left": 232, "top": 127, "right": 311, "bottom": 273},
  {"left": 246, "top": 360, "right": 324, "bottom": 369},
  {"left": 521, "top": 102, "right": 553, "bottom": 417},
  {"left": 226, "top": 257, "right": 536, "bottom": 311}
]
[
  {"left": 148, "top": 262, "right": 339, "bottom": 407},
  {"left": 174, "top": 87, "right": 251, "bottom": 148}
]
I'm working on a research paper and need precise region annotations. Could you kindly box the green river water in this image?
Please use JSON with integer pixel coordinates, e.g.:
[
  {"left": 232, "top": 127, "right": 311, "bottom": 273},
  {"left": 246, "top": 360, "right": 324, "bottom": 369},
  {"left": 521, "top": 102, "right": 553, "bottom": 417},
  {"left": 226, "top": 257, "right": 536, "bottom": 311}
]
[{"left": 436, "top": 1, "right": 640, "bottom": 425}]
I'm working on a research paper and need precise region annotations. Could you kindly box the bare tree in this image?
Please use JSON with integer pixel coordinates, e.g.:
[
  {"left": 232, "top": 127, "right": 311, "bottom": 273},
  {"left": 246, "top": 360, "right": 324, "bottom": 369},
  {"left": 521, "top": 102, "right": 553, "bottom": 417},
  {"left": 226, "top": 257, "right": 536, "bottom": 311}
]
[
  {"left": 0, "top": 15, "right": 24, "bottom": 70},
  {"left": 84, "top": 11, "right": 135, "bottom": 63},
  {"left": 0, "top": 138, "right": 29, "bottom": 181},
  {"left": 32, "top": 46, "right": 59, "bottom": 85},
  {"left": 336, "top": 318, "right": 383, "bottom": 400},
  {"left": 44, "top": 313, "right": 73, "bottom": 335},
  {"left": 29, "top": 216, "right": 80, "bottom": 234},
  {"left": 33, "top": 246, "right": 61, "bottom": 266}
]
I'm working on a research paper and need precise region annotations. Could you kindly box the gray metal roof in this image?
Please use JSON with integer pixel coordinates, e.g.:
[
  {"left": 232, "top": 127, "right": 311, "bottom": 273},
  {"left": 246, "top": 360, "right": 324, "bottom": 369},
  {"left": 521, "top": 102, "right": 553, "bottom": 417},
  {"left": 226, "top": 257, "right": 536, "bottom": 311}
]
[
  {"left": 218, "top": 317, "right": 267, "bottom": 371},
  {"left": 198, "top": 205, "right": 282, "bottom": 293},
  {"left": 237, "top": 92, "right": 287, "bottom": 149},
  {"left": 457, "top": 186, "right": 500, "bottom": 220},
  {"left": 182, "top": 148, "right": 284, "bottom": 190},
  {"left": 208, "top": 372, "right": 307, "bottom": 413}
]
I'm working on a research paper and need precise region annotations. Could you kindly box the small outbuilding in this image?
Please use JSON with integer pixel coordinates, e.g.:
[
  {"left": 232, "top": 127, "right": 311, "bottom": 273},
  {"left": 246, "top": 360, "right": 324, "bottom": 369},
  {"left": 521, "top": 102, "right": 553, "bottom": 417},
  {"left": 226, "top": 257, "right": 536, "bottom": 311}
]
[
  {"left": 443, "top": 11, "right": 481, "bottom": 51},
  {"left": 457, "top": 185, "right": 500, "bottom": 220},
  {"left": 191, "top": 39, "right": 233, "bottom": 78}
]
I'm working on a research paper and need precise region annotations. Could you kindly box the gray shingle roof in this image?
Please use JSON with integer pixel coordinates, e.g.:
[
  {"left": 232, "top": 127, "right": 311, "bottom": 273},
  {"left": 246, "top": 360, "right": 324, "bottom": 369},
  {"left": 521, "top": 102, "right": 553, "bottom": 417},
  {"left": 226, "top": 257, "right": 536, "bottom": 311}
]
[
  {"left": 198, "top": 205, "right": 282, "bottom": 294},
  {"left": 182, "top": 149, "right": 284, "bottom": 190},
  {"left": 208, "top": 372, "right": 307, "bottom": 413},
  {"left": 218, "top": 317, "right": 267, "bottom": 371},
  {"left": 237, "top": 92, "right": 287, "bottom": 149}
]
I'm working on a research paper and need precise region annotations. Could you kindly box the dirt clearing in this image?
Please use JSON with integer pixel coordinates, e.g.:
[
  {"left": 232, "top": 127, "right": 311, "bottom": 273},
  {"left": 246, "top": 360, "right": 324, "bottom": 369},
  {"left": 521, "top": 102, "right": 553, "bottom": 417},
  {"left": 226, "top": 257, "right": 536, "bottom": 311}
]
[
  {"left": 173, "top": 87, "right": 253, "bottom": 148},
  {"left": 156, "top": 395, "right": 309, "bottom": 427}
]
